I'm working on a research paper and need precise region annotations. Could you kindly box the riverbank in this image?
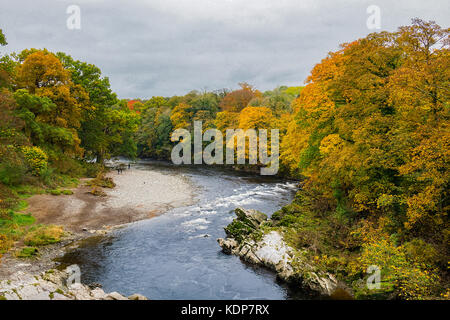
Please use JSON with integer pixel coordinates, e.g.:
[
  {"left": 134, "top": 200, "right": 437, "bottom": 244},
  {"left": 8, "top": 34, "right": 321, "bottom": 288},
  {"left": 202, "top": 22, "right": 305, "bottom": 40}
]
[
  {"left": 24, "top": 168, "right": 195, "bottom": 233},
  {"left": 0, "top": 166, "right": 195, "bottom": 298}
]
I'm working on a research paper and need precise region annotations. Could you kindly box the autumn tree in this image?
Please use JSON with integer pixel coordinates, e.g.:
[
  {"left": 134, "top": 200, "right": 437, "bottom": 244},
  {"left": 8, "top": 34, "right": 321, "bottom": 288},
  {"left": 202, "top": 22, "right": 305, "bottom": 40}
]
[
  {"left": 219, "top": 83, "right": 261, "bottom": 112},
  {"left": 279, "top": 19, "right": 449, "bottom": 298},
  {"left": 56, "top": 52, "right": 141, "bottom": 163},
  {"left": 144, "top": 96, "right": 168, "bottom": 111},
  {"left": 238, "top": 106, "right": 273, "bottom": 130},
  {"left": 15, "top": 50, "right": 88, "bottom": 157}
]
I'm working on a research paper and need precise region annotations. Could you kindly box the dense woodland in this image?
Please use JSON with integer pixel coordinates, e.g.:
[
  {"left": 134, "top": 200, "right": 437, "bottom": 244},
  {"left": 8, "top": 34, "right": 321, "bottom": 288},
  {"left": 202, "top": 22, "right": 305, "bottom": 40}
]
[{"left": 0, "top": 19, "right": 448, "bottom": 299}]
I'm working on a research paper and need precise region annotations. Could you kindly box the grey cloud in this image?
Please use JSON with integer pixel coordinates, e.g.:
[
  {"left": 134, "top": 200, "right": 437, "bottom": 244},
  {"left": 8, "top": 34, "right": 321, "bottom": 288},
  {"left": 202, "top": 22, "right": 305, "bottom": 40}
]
[{"left": 0, "top": 0, "right": 448, "bottom": 98}]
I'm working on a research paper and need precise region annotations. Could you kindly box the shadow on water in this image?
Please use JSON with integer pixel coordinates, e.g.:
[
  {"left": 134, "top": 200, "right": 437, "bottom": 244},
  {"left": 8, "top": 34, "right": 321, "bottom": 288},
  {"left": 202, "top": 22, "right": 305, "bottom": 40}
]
[{"left": 57, "top": 160, "right": 310, "bottom": 300}]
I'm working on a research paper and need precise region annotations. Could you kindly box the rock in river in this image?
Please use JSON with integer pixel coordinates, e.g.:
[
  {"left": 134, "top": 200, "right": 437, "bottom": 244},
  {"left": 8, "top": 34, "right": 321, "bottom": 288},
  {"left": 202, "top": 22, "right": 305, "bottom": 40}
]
[{"left": 218, "top": 207, "right": 341, "bottom": 297}]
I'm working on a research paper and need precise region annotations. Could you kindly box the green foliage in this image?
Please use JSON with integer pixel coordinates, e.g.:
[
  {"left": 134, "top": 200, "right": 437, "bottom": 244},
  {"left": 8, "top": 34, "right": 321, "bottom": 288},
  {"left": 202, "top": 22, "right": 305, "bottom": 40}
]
[
  {"left": 49, "top": 190, "right": 61, "bottom": 196},
  {"left": 83, "top": 162, "right": 104, "bottom": 178},
  {"left": 144, "top": 96, "right": 168, "bottom": 111},
  {"left": 224, "top": 220, "right": 254, "bottom": 243},
  {"left": 0, "top": 211, "right": 36, "bottom": 253},
  {"left": 0, "top": 163, "right": 26, "bottom": 186},
  {"left": 0, "top": 29, "right": 6, "bottom": 47},
  {"left": 16, "top": 246, "right": 39, "bottom": 258}
]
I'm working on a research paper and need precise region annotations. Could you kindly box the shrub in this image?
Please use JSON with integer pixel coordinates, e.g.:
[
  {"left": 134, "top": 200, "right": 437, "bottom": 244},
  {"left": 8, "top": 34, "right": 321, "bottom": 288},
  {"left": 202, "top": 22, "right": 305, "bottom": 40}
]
[
  {"left": 21, "top": 146, "right": 48, "bottom": 176},
  {"left": 0, "top": 234, "right": 13, "bottom": 253},
  {"left": 87, "top": 172, "right": 115, "bottom": 189},
  {"left": 51, "top": 156, "right": 85, "bottom": 177},
  {"left": 351, "top": 238, "right": 440, "bottom": 300},
  {"left": 0, "top": 144, "right": 27, "bottom": 186},
  {"left": 0, "top": 184, "right": 19, "bottom": 209},
  {"left": 84, "top": 162, "right": 104, "bottom": 178},
  {"left": 89, "top": 186, "right": 106, "bottom": 197},
  {"left": 0, "top": 163, "right": 27, "bottom": 186},
  {"left": 39, "top": 166, "right": 56, "bottom": 186}
]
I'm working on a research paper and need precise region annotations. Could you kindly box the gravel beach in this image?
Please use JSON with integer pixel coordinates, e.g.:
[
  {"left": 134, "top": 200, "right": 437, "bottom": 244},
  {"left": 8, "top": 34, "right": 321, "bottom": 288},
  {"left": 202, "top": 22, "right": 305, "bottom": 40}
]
[
  {"left": 24, "top": 167, "right": 195, "bottom": 233},
  {"left": 103, "top": 168, "right": 195, "bottom": 215}
]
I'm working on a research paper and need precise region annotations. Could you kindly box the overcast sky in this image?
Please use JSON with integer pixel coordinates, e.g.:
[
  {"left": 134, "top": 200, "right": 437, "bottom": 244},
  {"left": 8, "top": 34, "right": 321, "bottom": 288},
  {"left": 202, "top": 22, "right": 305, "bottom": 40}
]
[{"left": 0, "top": 0, "right": 449, "bottom": 98}]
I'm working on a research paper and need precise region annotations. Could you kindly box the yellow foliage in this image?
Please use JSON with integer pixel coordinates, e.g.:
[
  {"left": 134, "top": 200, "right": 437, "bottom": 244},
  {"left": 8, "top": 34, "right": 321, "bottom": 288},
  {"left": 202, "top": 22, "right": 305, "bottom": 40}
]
[
  {"left": 214, "top": 111, "right": 239, "bottom": 132},
  {"left": 170, "top": 103, "right": 192, "bottom": 130},
  {"left": 21, "top": 146, "right": 48, "bottom": 176},
  {"left": 352, "top": 237, "right": 440, "bottom": 299},
  {"left": 238, "top": 106, "right": 273, "bottom": 130}
]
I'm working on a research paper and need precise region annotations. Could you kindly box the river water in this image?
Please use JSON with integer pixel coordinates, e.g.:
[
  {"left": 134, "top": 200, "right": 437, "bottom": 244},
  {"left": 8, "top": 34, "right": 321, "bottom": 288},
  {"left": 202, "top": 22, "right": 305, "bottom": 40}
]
[{"left": 58, "top": 160, "right": 304, "bottom": 299}]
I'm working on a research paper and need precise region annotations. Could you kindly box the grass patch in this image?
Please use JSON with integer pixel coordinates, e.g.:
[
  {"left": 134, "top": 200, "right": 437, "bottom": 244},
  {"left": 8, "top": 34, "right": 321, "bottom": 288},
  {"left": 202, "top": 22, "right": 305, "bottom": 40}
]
[
  {"left": 14, "top": 200, "right": 29, "bottom": 211},
  {"left": 16, "top": 246, "right": 39, "bottom": 258},
  {"left": 0, "top": 212, "right": 36, "bottom": 253},
  {"left": 10, "top": 184, "right": 45, "bottom": 199},
  {"left": 49, "top": 189, "right": 61, "bottom": 196},
  {"left": 48, "top": 189, "right": 74, "bottom": 196},
  {"left": 23, "top": 225, "right": 64, "bottom": 246},
  {"left": 0, "top": 212, "right": 35, "bottom": 232}
]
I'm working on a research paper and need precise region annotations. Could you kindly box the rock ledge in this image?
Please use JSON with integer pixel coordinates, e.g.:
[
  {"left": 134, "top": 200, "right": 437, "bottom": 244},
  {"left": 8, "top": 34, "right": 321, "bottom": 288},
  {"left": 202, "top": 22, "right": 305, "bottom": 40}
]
[
  {"left": 218, "top": 207, "right": 341, "bottom": 297},
  {"left": 0, "top": 269, "right": 148, "bottom": 300}
]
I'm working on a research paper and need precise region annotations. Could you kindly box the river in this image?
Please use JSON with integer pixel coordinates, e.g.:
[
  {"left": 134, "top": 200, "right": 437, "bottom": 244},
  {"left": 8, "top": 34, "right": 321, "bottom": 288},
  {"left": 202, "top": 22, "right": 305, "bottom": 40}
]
[{"left": 58, "top": 160, "right": 305, "bottom": 300}]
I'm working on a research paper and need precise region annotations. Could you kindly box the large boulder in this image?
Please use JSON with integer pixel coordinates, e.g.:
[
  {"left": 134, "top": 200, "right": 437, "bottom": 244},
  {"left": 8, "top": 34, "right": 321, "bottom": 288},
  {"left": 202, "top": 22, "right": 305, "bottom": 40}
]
[{"left": 234, "top": 208, "right": 267, "bottom": 228}]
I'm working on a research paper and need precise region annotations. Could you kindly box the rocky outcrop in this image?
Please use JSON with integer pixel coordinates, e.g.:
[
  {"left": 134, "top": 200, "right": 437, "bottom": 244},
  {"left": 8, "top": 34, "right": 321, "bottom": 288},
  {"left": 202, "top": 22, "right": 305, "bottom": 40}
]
[
  {"left": 0, "top": 269, "right": 148, "bottom": 300},
  {"left": 218, "top": 208, "right": 341, "bottom": 297},
  {"left": 234, "top": 208, "right": 268, "bottom": 229}
]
